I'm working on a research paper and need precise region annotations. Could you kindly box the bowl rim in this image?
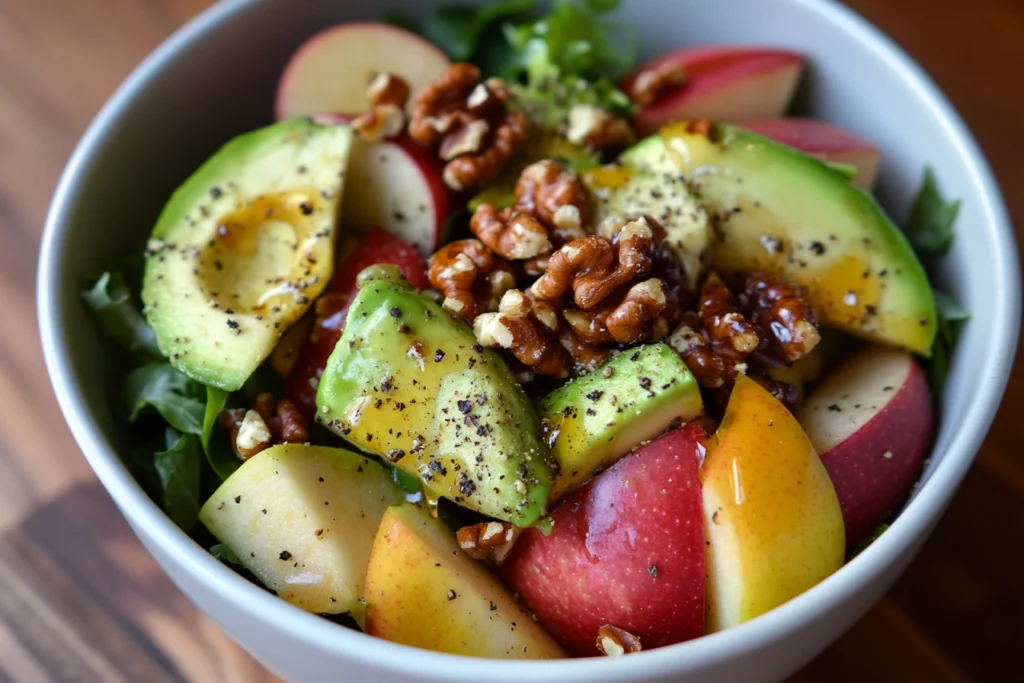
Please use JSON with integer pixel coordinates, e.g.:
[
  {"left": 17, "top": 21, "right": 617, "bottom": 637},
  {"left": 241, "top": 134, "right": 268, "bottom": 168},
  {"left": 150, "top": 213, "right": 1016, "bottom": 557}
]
[{"left": 38, "top": 0, "right": 1020, "bottom": 679}]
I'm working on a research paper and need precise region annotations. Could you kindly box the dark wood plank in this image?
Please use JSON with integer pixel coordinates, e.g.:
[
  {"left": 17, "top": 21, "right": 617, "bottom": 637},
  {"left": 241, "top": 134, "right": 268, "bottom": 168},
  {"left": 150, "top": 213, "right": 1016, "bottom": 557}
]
[{"left": 0, "top": 484, "right": 278, "bottom": 683}]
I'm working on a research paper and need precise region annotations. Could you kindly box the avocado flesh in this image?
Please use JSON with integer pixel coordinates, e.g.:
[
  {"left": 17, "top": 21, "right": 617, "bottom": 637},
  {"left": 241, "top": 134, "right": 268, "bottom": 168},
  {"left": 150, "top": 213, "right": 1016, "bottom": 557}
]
[
  {"left": 143, "top": 119, "right": 354, "bottom": 390},
  {"left": 315, "top": 274, "right": 552, "bottom": 527},
  {"left": 538, "top": 343, "right": 703, "bottom": 502},
  {"left": 198, "top": 443, "right": 403, "bottom": 623},
  {"left": 627, "top": 123, "right": 936, "bottom": 355},
  {"left": 582, "top": 163, "right": 713, "bottom": 290}
]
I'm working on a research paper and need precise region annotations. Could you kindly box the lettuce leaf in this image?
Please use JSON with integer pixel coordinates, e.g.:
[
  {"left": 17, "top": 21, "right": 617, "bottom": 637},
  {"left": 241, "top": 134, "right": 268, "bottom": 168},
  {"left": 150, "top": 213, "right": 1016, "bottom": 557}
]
[
  {"left": 124, "top": 363, "right": 206, "bottom": 435},
  {"left": 154, "top": 428, "right": 203, "bottom": 531},
  {"left": 82, "top": 271, "right": 161, "bottom": 358}
]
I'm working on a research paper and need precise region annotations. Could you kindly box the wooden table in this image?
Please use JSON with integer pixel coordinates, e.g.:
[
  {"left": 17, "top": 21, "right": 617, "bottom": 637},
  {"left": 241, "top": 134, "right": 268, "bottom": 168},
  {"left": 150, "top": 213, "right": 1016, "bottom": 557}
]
[{"left": 1, "top": 0, "right": 1020, "bottom": 680}]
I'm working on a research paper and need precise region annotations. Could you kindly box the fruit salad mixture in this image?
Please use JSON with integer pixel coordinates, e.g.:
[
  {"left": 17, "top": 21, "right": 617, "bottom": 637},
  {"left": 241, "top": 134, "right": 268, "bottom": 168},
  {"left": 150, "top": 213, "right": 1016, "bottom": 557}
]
[{"left": 83, "top": 0, "right": 968, "bottom": 660}]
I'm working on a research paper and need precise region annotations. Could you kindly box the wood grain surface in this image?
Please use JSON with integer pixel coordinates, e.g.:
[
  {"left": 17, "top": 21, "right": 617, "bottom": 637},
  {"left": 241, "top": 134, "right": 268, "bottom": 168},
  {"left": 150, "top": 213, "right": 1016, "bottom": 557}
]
[{"left": 1, "top": 0, "right": 1021, "bottom": 680}]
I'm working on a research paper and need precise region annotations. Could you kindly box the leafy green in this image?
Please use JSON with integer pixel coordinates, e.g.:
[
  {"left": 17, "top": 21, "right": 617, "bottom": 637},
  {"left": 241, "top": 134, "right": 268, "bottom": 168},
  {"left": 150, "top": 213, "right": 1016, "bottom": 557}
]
[
  {"left": 901, "top": 168, "right": 969, "bottom": 390},
  {"left": 84, "top": 268, "right": 244, "bottom": 530},
  {"left": 390, "top": 0, "right": 637, "bottom": 135},
  {"left": 125, "top": 363, "right": 207, "bottom": 434},
  {"left": 154, "top": 429, "right": 204, "bottom": 531},
  {"left": 905, "top": 168, "right": 960, "bottom": 257},
  {"left": 851, "top": 523, "right": 890, "bottom": 558},
  {"left": 386, "top": 0, "right": 536, "bottom": 63},
  {"left": 210, "top": 543, "right": 243, "bottom": 566},
  {"left": 390, "top": 0, "right": 636, "bottom": 85},
  {"left": 504, "top": 0, "right": 635, "bottom": 83},
  {"left": 82, "top": 271, "right": 161, "bottom": 358},
  {"left": 427, "top": 0, "right": 536, "bottom": 62},
  {"left": 928, "top": 290, "right": 971, "bottom": 391},
  {"left": 202, "top": 386, "right": 240, "bottom": 481}
]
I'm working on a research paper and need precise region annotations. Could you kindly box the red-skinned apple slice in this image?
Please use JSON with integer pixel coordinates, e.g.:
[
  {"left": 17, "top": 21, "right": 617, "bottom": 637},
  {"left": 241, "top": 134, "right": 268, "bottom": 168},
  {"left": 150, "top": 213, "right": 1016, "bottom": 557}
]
[
  {"left": 743, "top": 118, "right": 882, "bottom": 190},
  {"left": 623, "top": 47, "right": 804, "bottom": 136},
  {"left": 501, "top": 424, "right": 707, "bottom": 656},
  {"left": 283, "top": 227, "right": 429, "bottom": 416},
  {"left": 799, "top": 345, "right": 934, "bottom": 548},
  {"left": 276, "top": 22, "right": 450, "bottom": 120},
  {"left": 314, "top": 114, "right": 456, "bottom": 255}
]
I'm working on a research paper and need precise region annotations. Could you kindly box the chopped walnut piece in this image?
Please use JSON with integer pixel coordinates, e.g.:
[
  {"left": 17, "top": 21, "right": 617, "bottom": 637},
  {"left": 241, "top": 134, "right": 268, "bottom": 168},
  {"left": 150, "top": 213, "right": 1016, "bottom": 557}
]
[
  {"left": 439, "top": 118, "right": 490, "bottom": 160},
  {"left": 409, "top": 63, "right": 480, "bottom": 146},
  {"left": 628, "top": 61, "right": 687, "bottom": 107},
  {"left": 429, "top": 239, "right": 516, "bottom": 320},
  {"left": 474, "top": 290, "right": 572, "bottom": 379},
  {"left": 352, "top": 72, "right": 411, "bottom": 142},
  {"left": 470, "top": 204, "right": 552, "bottom": 260},
  {"left": 566, "top": 104, "right": 634, "bottom": 151},
  {"left": 667, "top": 270, "right": 818, "bottom": 414},
  {"left": 220, "top": 395, "right": 310, "bottom": 460},
  {"left": 668, "top": 312, "right": 734, "bottom": 389},
  {"left": 596, "top": 624, "right": 642, "bottom": 656},
  {"left": 409, "top": 64, "right": 528, "bottom": 190},
  {"left": 531, "top": 217, "right": 655, "bottom": 310},
  {"left": 234, "top": 409, "right": 273, "bottom": 460},
  {"left": 443, "top": 109, "right": 528, "bottom": 190},
  {"left": 700, "top": 271, "right": 762, "bottom": 355},
  {"left": 514, "top": 160, "right": 590, "bottom": 244},
  {"left": 745, "top": 272, "right": 821, "bottom": 363},
  {"left": 605, "top": 279, "right": 668, "bottom": 344},
  {"left": 456, "top": 521, "right": 521, "bottom": 566},
  {"left": 367, "top": 71, "right": 411, "bottom": 108},
  {"left": 558, "top": 326, "right": 613, "bottom": 372},
  {"left": 277, "top": 398, "right": 309, "bottom": 444}
]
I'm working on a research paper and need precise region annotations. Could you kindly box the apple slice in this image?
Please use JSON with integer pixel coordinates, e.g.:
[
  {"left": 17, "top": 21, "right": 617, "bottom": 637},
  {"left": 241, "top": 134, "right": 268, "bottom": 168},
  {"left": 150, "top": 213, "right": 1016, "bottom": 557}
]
[
  {"left": 364, "top": 504, "right": 566, "bottom": 659},
  {"left": 702, "top": 374, "right": 845, "bottom": 632},
  {"left": 623, "top": 47, "right": 804, "bottom": 136},
  {"left": 743, "top": 118, "right": 882, "bottom": 190},
  {"left": 800, "top": 346, "right": 933, "bottom": 548},
  {"left": 313, "top": 114, "right": 455, "bottom": 255},
  {"left": 501, "top": 424, "right": 707, "bottom": 656},
  {"left": 276, "top": 22, "right": 450, "bottom": 121},
  {"left": 199, "top": 444, "right": 405, "bottom": 625}
]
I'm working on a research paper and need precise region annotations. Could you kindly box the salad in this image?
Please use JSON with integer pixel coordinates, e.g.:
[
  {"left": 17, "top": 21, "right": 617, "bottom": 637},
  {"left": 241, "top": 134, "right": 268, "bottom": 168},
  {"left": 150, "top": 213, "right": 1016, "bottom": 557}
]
[{"left": 84, "top": 0, "right": 967, "bottom": 660}]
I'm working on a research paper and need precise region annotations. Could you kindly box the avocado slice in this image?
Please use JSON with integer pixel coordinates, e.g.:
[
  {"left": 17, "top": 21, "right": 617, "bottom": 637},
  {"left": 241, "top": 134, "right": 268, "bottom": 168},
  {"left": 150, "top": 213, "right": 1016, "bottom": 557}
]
[
  {"left": 143, "top": 119, "right": 354, "bottom": 390},
  {"left": 538, "top": 343, "right": 703, "bottom": 502},
  {"left": 316, "top": 267, "right": 552, "bottom": 527},
  {"left": 581, "top": 163, "right": 713, "bottom": 290},
  {"left": 625, "top": 123, "right": 936, "bottom": 355},
  {"left": 198, "top": 443, "right": 404, "bottom": 624}
]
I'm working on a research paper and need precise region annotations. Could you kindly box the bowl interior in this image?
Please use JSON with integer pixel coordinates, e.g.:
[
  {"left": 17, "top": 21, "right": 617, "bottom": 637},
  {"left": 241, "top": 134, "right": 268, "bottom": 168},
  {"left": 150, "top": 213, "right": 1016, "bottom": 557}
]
[{"left": 40, "top": 0, "right": 1019, "bottom": 680}]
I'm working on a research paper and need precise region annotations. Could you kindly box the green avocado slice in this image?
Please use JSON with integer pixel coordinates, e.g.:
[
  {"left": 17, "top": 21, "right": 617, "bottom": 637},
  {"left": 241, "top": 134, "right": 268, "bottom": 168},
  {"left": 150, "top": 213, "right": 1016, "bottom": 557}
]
[
  {"left": 538, "top": 343, "right": 703, "bottom": 502},
  {"left": 142, "top": 119, "right": 354, "bottom": 390},
  {"left": 623, "top": 123, "right": 937, "bottom": 356},
  {"left": 315, "top": 268, "right": 552, "bottom": 527}
]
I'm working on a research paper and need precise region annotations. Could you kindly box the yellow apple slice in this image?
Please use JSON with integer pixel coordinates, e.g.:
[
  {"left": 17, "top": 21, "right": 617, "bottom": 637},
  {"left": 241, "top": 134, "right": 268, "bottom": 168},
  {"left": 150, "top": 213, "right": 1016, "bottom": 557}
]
[
  {"left": 364, "top": 504, "right": 566, "bottom": 659},
  {"left": 199, "top": 444, "right": 404, "bottom": 624},
  {"left": 702, "top": 375, "right": 845, "bottom": 631}
]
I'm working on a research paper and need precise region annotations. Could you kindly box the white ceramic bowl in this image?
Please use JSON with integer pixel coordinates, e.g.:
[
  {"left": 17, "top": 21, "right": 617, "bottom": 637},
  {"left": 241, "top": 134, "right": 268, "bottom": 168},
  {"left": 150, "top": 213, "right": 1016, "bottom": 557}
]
[{"left": 39, "top": 0, "right": 1019, "bottom": 681}]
